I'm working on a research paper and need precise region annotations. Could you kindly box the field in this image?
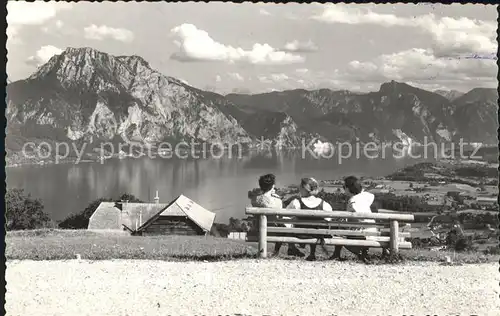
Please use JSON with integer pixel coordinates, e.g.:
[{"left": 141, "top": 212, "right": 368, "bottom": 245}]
[{"left": 6, "top": 229, "right": 499, "bottom": 264}]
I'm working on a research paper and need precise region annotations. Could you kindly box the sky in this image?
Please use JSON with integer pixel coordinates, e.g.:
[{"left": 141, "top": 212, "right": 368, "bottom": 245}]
[{"left": 6, "top": 1, "right": 498, "bottom": 94}]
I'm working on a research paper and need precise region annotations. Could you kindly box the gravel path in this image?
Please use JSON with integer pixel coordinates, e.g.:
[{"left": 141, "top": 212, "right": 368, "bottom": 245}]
[{"left": 6, "top": 259, "right": 499, "bottom": 315}]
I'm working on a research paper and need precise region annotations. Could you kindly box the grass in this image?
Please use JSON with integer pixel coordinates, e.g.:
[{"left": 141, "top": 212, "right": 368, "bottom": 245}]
[
  {"left": 6, "top": 229, "right": 258, "bottom": 261},
  {"left": 6, "top": 229, "right": 499, "bottom": 264}
]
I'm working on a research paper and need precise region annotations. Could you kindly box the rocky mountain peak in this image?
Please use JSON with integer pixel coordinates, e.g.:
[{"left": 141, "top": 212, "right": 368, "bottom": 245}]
[{"left": 378, "top": 80, "right": 413, "bottom": 94}]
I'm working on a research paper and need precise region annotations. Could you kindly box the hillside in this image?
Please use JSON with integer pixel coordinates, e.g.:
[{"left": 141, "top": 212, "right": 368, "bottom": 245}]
[
  {"left": 228, "top": 81, "right": 498, "bottom": 145},
  {"left": 6, "top": 47, "right": 253, "bottom": 159},
  {"left": 6, "top": 47, "right": 498, "bottom": 164}
]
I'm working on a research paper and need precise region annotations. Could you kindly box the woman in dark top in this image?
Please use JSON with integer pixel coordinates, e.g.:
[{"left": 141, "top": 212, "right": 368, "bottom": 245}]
[{"left": 287, "top": 177, "right": 333, "bottom": 261}]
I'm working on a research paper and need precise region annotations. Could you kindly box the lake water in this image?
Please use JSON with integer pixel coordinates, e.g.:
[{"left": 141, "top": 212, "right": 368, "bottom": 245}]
[{"left": 6, "top": 151, "right": 425, "bottom": 223}]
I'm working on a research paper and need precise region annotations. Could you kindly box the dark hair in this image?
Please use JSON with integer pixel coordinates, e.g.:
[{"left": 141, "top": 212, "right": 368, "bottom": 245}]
[
  {"left": 344, "top": 176, "right": 362, "bottom": 195},
  {"left": 300, "top": 177, "right": 319, "bottom": 196},
  {"left": 258, "top": 174, "right": 276, "bottom": 192}
]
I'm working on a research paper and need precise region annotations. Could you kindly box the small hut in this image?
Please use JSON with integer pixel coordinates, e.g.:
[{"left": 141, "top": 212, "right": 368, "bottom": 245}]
[
  {"left": 88, "top": 194, "right": 216, "bottom": 236},
  {"left": 135, "top": 195, "right": 216, "bottom": 236}
]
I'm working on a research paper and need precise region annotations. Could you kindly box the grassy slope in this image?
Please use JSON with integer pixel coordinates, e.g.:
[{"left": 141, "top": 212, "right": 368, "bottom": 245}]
[{"left": 6, "top": 229, "right": 499, "bottom": 264}]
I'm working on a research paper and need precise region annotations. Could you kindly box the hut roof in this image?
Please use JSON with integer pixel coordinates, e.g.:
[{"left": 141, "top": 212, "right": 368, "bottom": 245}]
[
  {"left": 88, "top": 195, "right": 216, "bottom": 232},
  {"left": 88, "top": 202, "right": 169, "bottom": 230},
  {"left": 137, "top": 195, "right": 216, "bottom": 233}
]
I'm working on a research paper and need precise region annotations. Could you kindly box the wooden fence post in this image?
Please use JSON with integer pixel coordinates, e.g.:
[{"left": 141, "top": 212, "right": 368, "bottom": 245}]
[
  {"left": 259, "top": 215, "right": 267, "bottom": 258},
  {"left": 390, "top": 220, "right": 399, "bottom": 254}
]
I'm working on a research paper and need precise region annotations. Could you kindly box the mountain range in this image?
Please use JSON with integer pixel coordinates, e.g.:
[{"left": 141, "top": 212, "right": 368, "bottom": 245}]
[{"left": 6, "top": 47, "right": 498, "bottom": 163}]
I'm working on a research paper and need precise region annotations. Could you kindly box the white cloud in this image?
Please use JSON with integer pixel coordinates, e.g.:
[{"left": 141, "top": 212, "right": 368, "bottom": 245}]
[
  {"left": 228, "top": 72, "right": 245, "bottom": 81},
  {"left": 215, "top": 75, "right": 222, "bottom": 82},
  {"left": 42, "top": 19, "right": 65, "bottom": 33},
  {"left": 312, "top": 5, "right": 409, "bottom": 26},
  {"left": 312, "top": 6, "right": 496, "bottom": 58},
  {"left": 271, "top": 73, "right": 290, "bottom": 82},
  {"left": 7, "top": 25, "right": 19, "bottom": 44},
  {"left": 7, "top": 2, "right": 71, "bottom": 25},
  {"left": 84, "top": 24, "right": 134, "bottom": 42},
  {"left": 295, "top": 68, "right": 309, "bottom": 74},
  {"left": 258, "top": 73, "right": 290, "bottom": 83},
  {"left": 26, "top": 45, "right": 64, "bottom": 67},
  {"left": 311, "top": 5, "right": 497, "bottom": 91},
  {"left": 259, "top": 9, "right": 271, "bottom": 16},
  {"left": 170, "top": 23, "right": 305, "bottom": 65},
  {"left": 7, "top": 2, "right": 72, "bottom": 44},
  {"left": 283, "top": 40, "right": 319, "bottom": 52},
  {"left": 344, "top": 48, "right": 497, "bottom": 90}
]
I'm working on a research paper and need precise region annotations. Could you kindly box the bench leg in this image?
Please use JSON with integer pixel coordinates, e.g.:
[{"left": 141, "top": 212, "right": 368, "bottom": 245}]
[
  {"left": 258, "top": 215, "right": 267, "bottom": 259},
  {"left": 390, "top": 220, "right": 399, "bottom": 255}
]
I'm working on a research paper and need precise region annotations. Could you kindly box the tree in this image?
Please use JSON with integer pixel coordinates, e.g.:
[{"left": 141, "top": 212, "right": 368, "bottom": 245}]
[
  {"left": 228, "top": 217, "right": 243, "bottom": 232},
  {"left": 6, "top": 188, "right": 51, "bottom": 230},
  {"left": 59, "top": 193, "right": 144, "bottom": 229}
]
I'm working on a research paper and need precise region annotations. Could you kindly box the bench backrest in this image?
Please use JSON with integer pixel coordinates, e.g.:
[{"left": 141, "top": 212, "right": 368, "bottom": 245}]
[
  {"left": 246, "top": 207, "right": 415, "bottom": 258},
  {"left": 246, "top": 208, "right": 415, "bottom": 222}
]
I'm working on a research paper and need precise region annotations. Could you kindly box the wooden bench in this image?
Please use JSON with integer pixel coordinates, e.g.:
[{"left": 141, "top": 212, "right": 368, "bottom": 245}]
[{"left": 245, "top": 208, "right": 415, "bottom": 258}]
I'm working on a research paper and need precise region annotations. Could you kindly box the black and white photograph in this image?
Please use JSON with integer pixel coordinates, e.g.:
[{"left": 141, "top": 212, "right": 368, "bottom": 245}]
[{"left": 4, "top": 1, "right": 499, "bottom": 315}]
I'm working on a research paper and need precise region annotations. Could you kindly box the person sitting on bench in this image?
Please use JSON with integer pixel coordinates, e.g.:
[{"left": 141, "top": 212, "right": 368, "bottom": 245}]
[
  {"left": 330, "top": 176, "right": 376, "bottom": 263},
  {"left": 287, "top": 177, "right": 333, "bottom": 261},
  {"left": 249, "top": 174, "right": 304, "bottom": 257}
]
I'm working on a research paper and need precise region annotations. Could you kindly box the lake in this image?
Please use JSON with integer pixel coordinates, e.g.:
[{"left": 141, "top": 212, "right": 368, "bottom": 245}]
[{"left": 6, "top": 151, "right": 426, "bottom": 223}]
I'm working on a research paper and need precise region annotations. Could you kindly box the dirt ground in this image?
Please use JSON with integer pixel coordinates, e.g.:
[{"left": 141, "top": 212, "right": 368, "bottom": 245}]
[{"left": 6, "top": 259, "right": 499, "bottom": 316}]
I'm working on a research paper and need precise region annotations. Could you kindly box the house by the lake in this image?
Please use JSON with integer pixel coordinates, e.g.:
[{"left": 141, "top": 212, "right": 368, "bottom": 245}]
[
  {"left": 476, "top": 196, "right": 498, "bottom": 206},
  {"left": 88, "top": 194, "right": 216, "bottom": 236}
]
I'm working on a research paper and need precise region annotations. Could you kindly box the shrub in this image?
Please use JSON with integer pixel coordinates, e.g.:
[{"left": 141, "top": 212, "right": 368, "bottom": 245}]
[
  {"left": 483, "top": 246, "right": 500, "bottom": 255},
  {"left": 446, "top": 229, "right": 474, "bottom": 252},
  {"left": 58, "top": 193, "right": 143, "bottom": 229},
  {"left": 6, "top": 188, "right": 52, "bottom": 230},
  {"left": 454, "top": 236, "right": 474, "bottom": 252}
]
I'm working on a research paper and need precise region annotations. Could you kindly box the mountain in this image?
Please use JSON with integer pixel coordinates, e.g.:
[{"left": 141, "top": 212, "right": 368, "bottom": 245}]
[
  {"left": 6, "top": 47, "right": 498, "bottom": 165},
  {"left": 434, "top": 89, "right": 465, "bottom": 101},
  {"left": 228, "top": 81, "right": 457, "bottom": 144},
  {"left": 228, "top": 81, "right": 498, "bottom": 145},
  {"left": 6, "top": 47, "right": 254, "bottom": 159},
  {"left": 451, "top": 88, "right": 498, "bottom": 143}
]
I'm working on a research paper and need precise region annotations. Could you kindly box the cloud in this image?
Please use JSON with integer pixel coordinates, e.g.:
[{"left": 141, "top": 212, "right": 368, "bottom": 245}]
[
  {"left": 283, "top": 40, "right": 319, "bottom": 52},
  {"left": 312, "top": 5, "right": 409, "bottom": 26},
  {"left": 7, "top": 2, "right": 72, "bottom": 44},
  {"left": 7, "top": 2, "right": 71, "bottom": 25},
  {"left": 258, "top": 73, "right": 290, "bottom": 84},
  {"left": 228, "top": 72, "right": 245, "bottom": 81},
  {"left": 312, "top": 6, "right": 496, "bottom": 58},
  {"left": 42, "top": 19, "right": 65, "bottom": 33},
  {"left": 7, "top": 25, "right": 19, "bottom": 44},
  {"left": 259, "top": 9, "right": 271, "bottom": 16},
  {"left": 271, "top": 73, "right": 290, "bottom": 82},
  {"left": 170, "top": 23, "right": 305, "bottom": 65},
  {"left": 84, "top": 24, "right": 134, "bottom": 42},
  {"left": 295, "top": 68, "right": 309, "bottom": 74},
  {"left": 343, "top": 48, "right": 497, "bottom": 90},
  {"left": 215, "top": 75, "right": 222, "bottom": 82},
  {"left": 26, "top": 45, "right": 63, "bottom": 67}
]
